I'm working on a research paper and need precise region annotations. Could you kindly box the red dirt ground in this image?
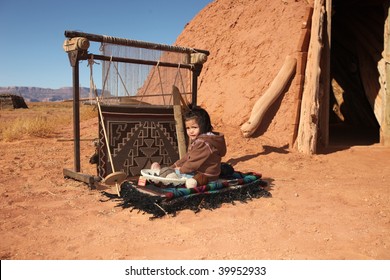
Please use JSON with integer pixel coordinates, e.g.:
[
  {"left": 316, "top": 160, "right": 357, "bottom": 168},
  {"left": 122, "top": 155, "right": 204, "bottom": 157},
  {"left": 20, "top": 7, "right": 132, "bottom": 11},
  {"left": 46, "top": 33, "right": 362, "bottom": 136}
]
[
  {"left": 0, "top": 115, "right": 389, "bottom": 260},
  {"left": 0, "top": 0, "right": 389, "bottom": 260}
]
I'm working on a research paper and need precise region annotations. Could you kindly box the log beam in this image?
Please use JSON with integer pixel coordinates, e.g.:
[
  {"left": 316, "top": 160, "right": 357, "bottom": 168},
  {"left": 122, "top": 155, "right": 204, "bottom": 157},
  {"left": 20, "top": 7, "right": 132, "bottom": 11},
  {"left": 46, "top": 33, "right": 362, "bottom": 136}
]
[
  {"left": 240, "top": 55, "right": 296, "bottom": 138},
  {"left": 297, "top": 0, "right": 325, "bottom": 154}
]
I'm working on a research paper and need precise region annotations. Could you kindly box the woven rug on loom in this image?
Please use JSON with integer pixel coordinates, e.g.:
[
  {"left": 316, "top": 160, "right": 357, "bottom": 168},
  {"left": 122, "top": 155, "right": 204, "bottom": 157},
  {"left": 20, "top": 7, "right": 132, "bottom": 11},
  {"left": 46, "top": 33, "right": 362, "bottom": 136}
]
[{"left": 102, "top": 172, "right": 272, "bottom": 219}]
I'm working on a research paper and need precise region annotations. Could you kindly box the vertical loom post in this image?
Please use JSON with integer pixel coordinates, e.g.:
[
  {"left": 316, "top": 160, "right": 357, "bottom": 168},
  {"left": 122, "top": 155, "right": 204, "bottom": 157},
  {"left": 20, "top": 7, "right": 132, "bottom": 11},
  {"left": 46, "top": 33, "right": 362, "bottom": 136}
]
[
  {"left": 64, "top": 38, "right": 88, "bottom": 173},
  {"left": 72, "top": 59, "right": 81, "bottom": 172}
]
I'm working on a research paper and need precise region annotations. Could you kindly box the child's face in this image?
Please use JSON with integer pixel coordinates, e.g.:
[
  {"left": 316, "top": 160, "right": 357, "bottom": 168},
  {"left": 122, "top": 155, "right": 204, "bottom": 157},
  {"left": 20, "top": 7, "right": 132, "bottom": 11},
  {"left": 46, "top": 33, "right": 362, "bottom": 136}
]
[{"left": 185, "top": 119, "right": 200, "bottom": 141}]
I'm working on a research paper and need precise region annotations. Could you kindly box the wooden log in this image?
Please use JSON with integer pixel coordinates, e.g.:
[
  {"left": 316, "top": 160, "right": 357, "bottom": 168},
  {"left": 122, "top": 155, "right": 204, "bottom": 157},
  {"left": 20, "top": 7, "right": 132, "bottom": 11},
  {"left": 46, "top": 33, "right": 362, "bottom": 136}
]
[
  {"left": 240, "top": 55, "right": 297, "bottom": 138},
  {"left": 290, "top": 72, "right": 306, "bottom": 148},
  {"left": 296, "top": 52, "right": 308, "bottom": 76},
  {"left": 331, "top": 79, "right": 345, "bottom": 121},
  {"left": 57, "top": 138, "right": 96, "bottom": 142},
  {"left": 294, "top": 73, "right": 305, "bottom": 86},
  {"left": 296, "top": 7, "right": 313, "bottom": 52},
  {"left": 290, "top": 7, "right": 313, "bottom": 148},
  {"left": 63, "top": 168, "right": 96, "bottom": 188},
  {"left": 301, "top": 6, "right": 314, "bottom": 29},
  {"left": 385, "top": 5, "right": 390, "bottom": 145},
  {"left": 297, "top": 0, "right": 325, "bottom": 154},
  {"left": 291, "top": 73, "right": 306, "bottom": 148},
  {"left": 297, "top": 28, "right": 312, "bottom": 53},
  {"left": 172, "top": 86, "right": 187, "bottom": 158}
]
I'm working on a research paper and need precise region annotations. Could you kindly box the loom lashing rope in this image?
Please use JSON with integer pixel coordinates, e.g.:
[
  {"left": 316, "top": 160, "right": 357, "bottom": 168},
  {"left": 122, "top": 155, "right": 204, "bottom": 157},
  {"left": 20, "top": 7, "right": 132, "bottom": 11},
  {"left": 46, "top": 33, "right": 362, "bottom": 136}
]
[
  {"left": 172, "top": 63, "right": 189, "bottom": 107},
  {"left": 156, "top": 61, "right": 166, "bottom": 105}
]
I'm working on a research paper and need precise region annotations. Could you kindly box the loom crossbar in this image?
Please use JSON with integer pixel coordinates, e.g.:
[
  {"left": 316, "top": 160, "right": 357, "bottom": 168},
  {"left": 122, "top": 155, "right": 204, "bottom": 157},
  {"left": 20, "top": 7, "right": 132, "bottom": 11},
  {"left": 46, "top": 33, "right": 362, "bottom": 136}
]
[
  {"left": 88, "top": 54, "right": 193, "bottom": 69},
  {"left": 65, "top": 30, "right": 210, "bottom": 55}
]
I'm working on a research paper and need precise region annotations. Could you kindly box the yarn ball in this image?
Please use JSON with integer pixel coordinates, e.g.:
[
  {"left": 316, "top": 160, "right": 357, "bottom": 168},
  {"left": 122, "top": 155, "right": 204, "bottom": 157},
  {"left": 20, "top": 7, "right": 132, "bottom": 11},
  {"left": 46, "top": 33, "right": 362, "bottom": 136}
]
[
  {"left": 185, "top": 178, "right": 198, "bottom": 188},
  {"left": 159, "top": 167, "right": 176, "bottom": 178}
]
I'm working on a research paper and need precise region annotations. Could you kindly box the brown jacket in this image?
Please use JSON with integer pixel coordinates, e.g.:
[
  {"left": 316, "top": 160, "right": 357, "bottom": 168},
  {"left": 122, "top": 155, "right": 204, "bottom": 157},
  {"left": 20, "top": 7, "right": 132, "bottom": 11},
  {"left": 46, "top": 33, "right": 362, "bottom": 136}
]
[{"left": 172, "top": 132, "right": 227, "bottom": 181}]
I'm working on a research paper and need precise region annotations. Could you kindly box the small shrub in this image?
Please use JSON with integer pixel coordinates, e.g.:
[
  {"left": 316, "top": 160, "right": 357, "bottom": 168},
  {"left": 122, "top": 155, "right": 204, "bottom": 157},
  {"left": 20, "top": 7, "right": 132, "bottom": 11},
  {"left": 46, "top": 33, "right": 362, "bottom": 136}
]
[
  {"left": 0, "top": 101, "right": 97, "bottom": 141},
  {"left": 1, "top": 116, "right": 55, "bottom": 141},
  {"left": 25, "top": 116, "right": 56, "bottom": 137}
]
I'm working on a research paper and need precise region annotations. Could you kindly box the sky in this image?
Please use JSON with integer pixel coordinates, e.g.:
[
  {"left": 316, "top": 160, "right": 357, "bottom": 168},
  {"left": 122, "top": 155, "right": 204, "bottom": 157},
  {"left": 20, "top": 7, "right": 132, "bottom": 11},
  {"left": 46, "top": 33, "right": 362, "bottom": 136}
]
[{"left": 0, "top": 0, "right": 212, "bottom": 89}]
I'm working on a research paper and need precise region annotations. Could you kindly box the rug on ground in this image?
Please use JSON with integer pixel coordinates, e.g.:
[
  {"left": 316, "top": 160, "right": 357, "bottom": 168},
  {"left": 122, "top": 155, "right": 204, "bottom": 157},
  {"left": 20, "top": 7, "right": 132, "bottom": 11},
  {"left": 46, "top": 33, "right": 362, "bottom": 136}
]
[{"left": 102, "top": 171, "right": 271, "bottom": 219}]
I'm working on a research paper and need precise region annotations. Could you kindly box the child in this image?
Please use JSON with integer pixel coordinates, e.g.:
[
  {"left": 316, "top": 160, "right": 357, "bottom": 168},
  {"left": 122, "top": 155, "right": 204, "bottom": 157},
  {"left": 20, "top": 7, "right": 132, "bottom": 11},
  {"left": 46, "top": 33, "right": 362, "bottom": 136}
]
[{"left": 172, "top": 106, "right": 227, "bottom": 187}]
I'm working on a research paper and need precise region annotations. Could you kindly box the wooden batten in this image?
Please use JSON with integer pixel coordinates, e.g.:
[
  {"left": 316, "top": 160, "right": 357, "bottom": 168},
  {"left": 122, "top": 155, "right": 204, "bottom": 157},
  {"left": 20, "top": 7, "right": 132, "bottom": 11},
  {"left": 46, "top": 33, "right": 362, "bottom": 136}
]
[{"left": 172, "top": 86, "right": 187, "bottom": 158}]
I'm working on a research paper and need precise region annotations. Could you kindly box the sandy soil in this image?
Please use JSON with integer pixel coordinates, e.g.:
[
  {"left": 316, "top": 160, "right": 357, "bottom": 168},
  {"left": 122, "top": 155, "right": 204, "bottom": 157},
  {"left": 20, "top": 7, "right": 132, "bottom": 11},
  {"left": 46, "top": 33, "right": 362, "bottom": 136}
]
[
  {"left": 1, "top": 0, "right": 389, "bottom": 260},
  {"left": 0, "top": 111, "right": 389, "bottom": 260}
]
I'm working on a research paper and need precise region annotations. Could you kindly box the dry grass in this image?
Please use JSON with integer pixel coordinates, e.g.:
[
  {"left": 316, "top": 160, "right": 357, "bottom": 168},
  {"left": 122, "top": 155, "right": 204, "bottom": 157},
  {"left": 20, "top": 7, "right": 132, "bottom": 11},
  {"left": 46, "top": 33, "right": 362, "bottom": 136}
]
[{"left": 0, "top": 102, "right": 97, "bottom": 141}]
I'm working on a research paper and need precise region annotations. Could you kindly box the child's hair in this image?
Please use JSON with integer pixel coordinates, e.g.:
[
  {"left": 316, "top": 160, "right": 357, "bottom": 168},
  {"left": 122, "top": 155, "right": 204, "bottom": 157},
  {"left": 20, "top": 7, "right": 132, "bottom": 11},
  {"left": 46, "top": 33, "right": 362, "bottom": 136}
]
[{"left": 184, "top": 106, "right": 213, "bottom": 134}]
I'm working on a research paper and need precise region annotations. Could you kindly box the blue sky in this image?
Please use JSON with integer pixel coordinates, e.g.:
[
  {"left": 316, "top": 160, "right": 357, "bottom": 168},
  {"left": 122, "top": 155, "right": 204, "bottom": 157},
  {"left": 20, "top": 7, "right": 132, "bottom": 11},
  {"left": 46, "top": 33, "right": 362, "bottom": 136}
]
[{"left": 0, "top": 0, "right": 212, "bottom": 89}]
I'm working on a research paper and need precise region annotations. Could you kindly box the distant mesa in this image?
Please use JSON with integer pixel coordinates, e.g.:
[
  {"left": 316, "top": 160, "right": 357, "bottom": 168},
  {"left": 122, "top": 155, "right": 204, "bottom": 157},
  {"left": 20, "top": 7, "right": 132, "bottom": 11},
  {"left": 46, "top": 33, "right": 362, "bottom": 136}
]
[{"left": 0, "top": 86, "right": 97, "bottom": 102}]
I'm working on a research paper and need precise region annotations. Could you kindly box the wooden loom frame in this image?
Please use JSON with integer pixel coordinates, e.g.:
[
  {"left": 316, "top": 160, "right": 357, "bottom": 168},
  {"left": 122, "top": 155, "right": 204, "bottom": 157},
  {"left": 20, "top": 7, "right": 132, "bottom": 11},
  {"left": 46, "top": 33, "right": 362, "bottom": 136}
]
[{"left": 62, "top": 30, "right": 210, "bottom": 186}]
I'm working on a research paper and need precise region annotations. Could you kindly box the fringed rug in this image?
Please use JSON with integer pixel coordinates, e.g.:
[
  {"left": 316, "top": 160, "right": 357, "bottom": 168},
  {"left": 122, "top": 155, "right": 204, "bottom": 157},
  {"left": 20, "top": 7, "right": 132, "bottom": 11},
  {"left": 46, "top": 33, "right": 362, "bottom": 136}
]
[{"left": 102, "top": 171, "right": 271, "bottom": 219}]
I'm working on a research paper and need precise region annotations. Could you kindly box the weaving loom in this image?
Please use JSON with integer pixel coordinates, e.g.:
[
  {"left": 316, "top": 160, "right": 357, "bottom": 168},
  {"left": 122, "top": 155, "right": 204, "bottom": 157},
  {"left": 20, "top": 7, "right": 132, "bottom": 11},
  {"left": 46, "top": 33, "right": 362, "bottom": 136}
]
[
  {"left": 63, "top": 31, "right": 209, "bottom": 185},
  {"left": 96, "top": 34, "right": 196, "bottom": 178}
]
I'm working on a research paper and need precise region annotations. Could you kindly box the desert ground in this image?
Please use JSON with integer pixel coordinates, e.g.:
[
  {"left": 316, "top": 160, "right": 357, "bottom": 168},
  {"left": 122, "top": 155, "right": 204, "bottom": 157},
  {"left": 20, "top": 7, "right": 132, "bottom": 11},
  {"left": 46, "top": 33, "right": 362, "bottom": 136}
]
[
  {"left": 0, "top": 102, "right": 389, "bottom": 260},
  {"left": 1, "top": 0, "right": 389, "bottom": 261}
]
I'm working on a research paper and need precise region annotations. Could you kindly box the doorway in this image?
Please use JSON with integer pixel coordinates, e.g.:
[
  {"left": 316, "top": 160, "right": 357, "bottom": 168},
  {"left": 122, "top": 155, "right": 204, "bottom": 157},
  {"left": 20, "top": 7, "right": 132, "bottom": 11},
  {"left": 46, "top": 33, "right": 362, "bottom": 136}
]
[{"left": 329, "top": 0, "right": 385, "bottom": 146}]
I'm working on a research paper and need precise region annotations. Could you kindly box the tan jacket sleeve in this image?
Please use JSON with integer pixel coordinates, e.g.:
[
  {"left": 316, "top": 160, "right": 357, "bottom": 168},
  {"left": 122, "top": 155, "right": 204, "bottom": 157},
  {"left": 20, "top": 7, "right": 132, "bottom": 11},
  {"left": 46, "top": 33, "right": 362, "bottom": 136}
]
[{"left": 173, "top": 139, "right": 212, "bottom": 174}]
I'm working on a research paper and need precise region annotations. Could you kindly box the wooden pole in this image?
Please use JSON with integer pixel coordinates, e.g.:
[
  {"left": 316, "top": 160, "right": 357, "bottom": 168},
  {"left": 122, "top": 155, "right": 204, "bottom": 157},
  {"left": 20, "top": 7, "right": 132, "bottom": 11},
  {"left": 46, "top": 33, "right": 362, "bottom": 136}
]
[
  {"left": 65, "top": 30, "right": 210, "bottom": 55},
  {"left": 383, "top": 2, "right": 390, "bottom": 146},
  {"left": 72, "top": 60, "right": 81, "bottom": 172},
  {"left": 291, "top": 7, "right": 313, "bottom": 148},
  {"left": 87, "top": 53, "right": 193, "bottom": 70},
  {"left": 172, "top": 86, "right": 187, "bottom": 158},
  {"left": 297, "top": 0, "right": 325, "bottom": 154},
  {"left": 240, "top": 55, "right": 297, "bottom": 138}
]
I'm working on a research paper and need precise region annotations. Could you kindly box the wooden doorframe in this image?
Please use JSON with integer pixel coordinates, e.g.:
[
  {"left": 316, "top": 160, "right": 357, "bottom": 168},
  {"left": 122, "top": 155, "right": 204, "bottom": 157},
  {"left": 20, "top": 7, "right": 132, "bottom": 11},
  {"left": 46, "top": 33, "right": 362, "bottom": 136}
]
[{"left": 383, "top": 1, "right": 390, "bottom": 146}]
